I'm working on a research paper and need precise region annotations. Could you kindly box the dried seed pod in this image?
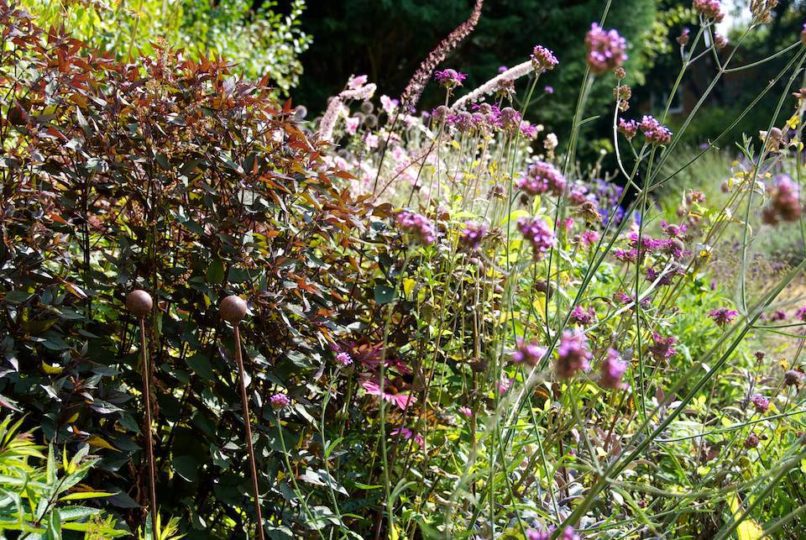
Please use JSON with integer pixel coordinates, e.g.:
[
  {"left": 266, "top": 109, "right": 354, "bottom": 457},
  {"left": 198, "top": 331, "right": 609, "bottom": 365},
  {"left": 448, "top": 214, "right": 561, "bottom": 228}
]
[
  {"left": 220, "top": 295, "right": 248, "bottom": 323},
  {"left": 125, "top": 289, "right": 153, "bottom": 318}
]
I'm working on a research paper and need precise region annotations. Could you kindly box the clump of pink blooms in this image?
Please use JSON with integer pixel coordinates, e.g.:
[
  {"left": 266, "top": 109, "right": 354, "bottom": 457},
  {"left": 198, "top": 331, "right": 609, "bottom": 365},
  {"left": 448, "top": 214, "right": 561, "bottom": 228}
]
[
  {"left": 709, "top": 307, "right": 738, "bottom": 326},
  {"left": 693, "top": 0, "right": 725, "bottom": 22},
  {"left": 639, "top": 115, "right": 672, "bottom": 145},
  {"left": 750, "top": 393, "right": 769, "bottom": 413},
  {"left": 517, "top": 160, "right": 567, "bottom": 197},
  {"left": 556, "top": 330, "right": 592, "bottom": 379},
  {"left": 618, "top": 118, "right": 639, "bottom": 139},
  {"left": 531, "top": 45, "right": 559, "bottom": 72},
  {"left": 335, "top": 352, "right": 353, "bottom": 367},
  {"left": 570, "top": 305, "right": 596, "bottom": 325},
  {"left": 511, "top": 339, "right": 547, "bottom": 366},
  {"left": 744, "top": 432, "right": 760, "bottom": 449},
  {"left": 270, "top": 393, "right": 290, "bottom": 409},
  {"left": 796, "top": 306, "right": 806, "bottom": 321},
  {"left": 390, "top": 427, "right": 424, "bottom": 447},
  {"left": 518, "top": 216, "right": 556, "bottom": 260},
  {"left": 585, "top": 23, "right": 628, "bottom": 75},
  {"left": 761, "top": 175, "right": 802, "bottom": 225},
  {"left": 396, "top": 210, "right": 436, "bottom": 245},
  {"left": 434, "top": 68, "right": 466, "bottom": 89},
  {"left": 649, "top": 332, "right": 677, "bottom": 363},
  {"left": 460, "top": 221, "right": 488, "bottom": 250},
  {"left": 458, "top": 406, "right": 473, "bottom": 418},
  {"left": 600, "top": 348, "right": 628, "bottom": 389},
  {"left": 579, "top": 229, "right": 600, "bottom": 248}
]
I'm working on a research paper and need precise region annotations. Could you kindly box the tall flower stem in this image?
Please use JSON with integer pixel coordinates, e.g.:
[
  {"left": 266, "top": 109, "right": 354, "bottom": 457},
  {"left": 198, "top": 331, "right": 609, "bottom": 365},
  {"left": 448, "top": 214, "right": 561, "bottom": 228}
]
[
  {"left": 138, "top": 316, "right": 159, "bottom": 540},
  {"left": 232, "top": 324, "right": 265, "bottom": 540}
]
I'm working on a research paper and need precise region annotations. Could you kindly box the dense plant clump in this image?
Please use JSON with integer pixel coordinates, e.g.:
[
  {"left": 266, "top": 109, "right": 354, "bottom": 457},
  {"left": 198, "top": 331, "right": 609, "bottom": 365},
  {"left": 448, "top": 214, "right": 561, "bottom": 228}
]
[{"left": 1, "top": 0, "right": 805, "bottom": 539}]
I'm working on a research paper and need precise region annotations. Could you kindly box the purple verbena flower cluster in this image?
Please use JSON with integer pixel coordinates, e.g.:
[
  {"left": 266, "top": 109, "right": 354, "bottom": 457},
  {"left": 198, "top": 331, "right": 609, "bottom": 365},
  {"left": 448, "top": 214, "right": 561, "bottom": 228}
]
[
  {"left": 556, "top": 329, "right": 592, "bottom": 379},
  {"left": 618, "top": 118, "right": 639, "bottom": 140},
  {"left": 693, "top": 0, "right": 725, "bottom": 22},
  {"left": 585, "top": 23, "right": 628, "bottom": 75},
  {"left": 649, "top": 332, "right": 677, "bottom": 362},
  {"left": 750, "top": 393, "right": 769, "bottom": 413},
  {"left": 744, "top": 432, "right": 760, "bottom": 448},
  {"left": 600, "top": 348, "right": 628, "bottom": 389},
  {"left": 511, "top": 338, "right": 547, "bottom": 366},
  {"left": 709, "top": 307, "right": 738, "bottom": 326},
  {"left": 531, "top": 45, "right": 559, "bottom": 72},
  {"left": 517, "top": 161, "right": 567, "bottom": 197},
  {"left": 396, "top": 210, "right": 437, "bottom": 245},
  {"left": 761, "top": 175, "right": 802, "bottom": 225},
  {"left": 570, "top": 305, "right": 596, "bottom": 325},
  {"left": 335, "top": 352, "right": 353, "bottom": 367},
  {"left": 517, "top": 216, "right": 556, "bottom": 260},
  {"left": 460, "top": 221, "right": 488, "bottom": 250},
  {"left": 270, "top": 393, "right": 290, "bottom": 409},
  {"left": 434, "top": 68, "right": 467, "bottom": 89},
  {"left": 639, "top": 115, "right": 673, "bottom": 145}
]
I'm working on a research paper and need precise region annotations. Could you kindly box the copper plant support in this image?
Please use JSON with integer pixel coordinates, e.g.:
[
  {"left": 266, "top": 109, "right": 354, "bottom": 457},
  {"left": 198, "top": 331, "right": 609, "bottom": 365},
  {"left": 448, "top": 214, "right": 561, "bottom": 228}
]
[
  {"left": 220, "top": 295, "right": 265, "bottom": 540},
  {"left": 126, "top": 290, "right": 158, "bottom": 540}
]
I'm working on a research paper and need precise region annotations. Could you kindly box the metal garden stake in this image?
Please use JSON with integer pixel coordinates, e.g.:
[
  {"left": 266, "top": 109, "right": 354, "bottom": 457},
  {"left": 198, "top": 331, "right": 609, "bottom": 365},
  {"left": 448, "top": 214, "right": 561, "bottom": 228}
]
[
  {"left": 125, "top": 289, "right": 158, "bottom": 540},
  {"left": 220, "top": 295, "right": 265, "bottom": 540}
]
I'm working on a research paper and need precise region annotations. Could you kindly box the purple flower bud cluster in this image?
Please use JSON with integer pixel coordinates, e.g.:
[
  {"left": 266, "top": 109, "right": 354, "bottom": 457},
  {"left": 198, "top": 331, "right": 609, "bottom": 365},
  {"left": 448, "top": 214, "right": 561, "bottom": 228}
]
[
  {"left": 511, "top": 338, "right": 547, "bottom": 366},
  {"left": 500, "top": 107, "right": 523, "bottom": 133},
  {"left": 618, "top": 118, "right": 639, "bottom": 140},
  {"left": 434, "top": 68, "right": 467, "bottom": 89},
  {"left": 639, "top": 115, "right": 672, "bottom": 145},
  {"left": 761, "top": 175, "right": 802, "bottom": 225},
  {"left": 517, "top": 216, "right": 556, "bottom": 260},
  {"left": 785, "top": 369, "right": 804, "bottom": 387},
  {"left": 796, "top": 306, "right": 806, "bottom": 322},
  {"left": 709, "top": 307, "right": 738, "bottom": 326},
  {"left": 335, "top": 352, "right": 353, "bottom": 366},
  {"left": 585, "top": 23, "right": 628, "bottom": 75},
  {"left": 556, "top": 330, "right": 592, "bottom": 379},
  {"left": 693, "top": 0, "right": 725, "bottom": 22},
  {"left": 649, "top": 332, "right": 677, "bottom": 362},
  {"left": 744, "top": 432, "right": 760, "bottom": 449},
  {"left": 270, "top": 393, "right": 290, "bottom": 409},
  {"left": 396, "top": 210, "right": 436, "bottom": 245},
  {"left": 531, "top": 45, "right": 559, "bottom": 72},
  {"left": 570, "top": 305, "right": 596, "bottom": 325},
  {"left": 600, "top": 348, "right": 628, "bottom": 389},
  {"left": 750, "top": 393, "right": 769, "bottom": 413},
  {"left": 517, "top": 161, "right": 567, "bottom": 197},
  {"left": 460, "top": 221, "right": 488, "bottom": 250}
]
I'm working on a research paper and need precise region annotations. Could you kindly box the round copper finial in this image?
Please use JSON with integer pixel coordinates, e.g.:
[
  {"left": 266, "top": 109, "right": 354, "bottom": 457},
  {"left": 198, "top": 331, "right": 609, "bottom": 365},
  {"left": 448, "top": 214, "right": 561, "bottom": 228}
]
[
  {"left": 125, "top": 289, "right": 153, "bottom": 318},
  {"left": 219, "top": 295, "right": 248, "bottom": 323}
]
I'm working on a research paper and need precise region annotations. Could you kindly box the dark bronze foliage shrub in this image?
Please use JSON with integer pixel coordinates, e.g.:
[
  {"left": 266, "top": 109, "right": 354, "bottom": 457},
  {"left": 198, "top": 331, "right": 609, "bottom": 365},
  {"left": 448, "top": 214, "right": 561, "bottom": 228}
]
[{"left": 0, "top": 2, "right": 382, "bottom": 535}]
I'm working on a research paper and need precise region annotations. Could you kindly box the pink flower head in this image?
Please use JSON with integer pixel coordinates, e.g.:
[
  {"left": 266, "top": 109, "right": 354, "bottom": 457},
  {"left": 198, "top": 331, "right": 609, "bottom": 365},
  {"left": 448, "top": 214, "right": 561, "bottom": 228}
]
[
  {"left": 458, "top": 406, "right": 473, "bottom": 418},
  {"left": 649, "top": 332, "right": 677, "bottom": 362},
  {"left": 362, "top": 380, "right": 417, "bottom": 411},
  {"left": 618, "top": 118, "right": 639, "bottom": 140},
  {"left": 600, "top": 348, "right": 628, "bottom": 389},
  {"left": 520, "top": 121, "right": 539, "bottom": 139},
  {"left": 709, "top": 307, "right": 738, "bottom": 326},
  {"left": 639, "top": 115, "right": 672, "bottom": 145},
  {"left": 761, "top": 175, "right": 802, "bottom": 225},
  {"left": 580, "top": 229, "right": 600, "bottom": 248},
  {"left": 526, "top": 529, "right": 551, "bottom": 540},
  {"left": 570, "top": 305, "right": 596, "bottom": 326},
  {"left": 335, "top": 352, "right": 353, "bottom": 367},
  {"left": 498, "top": 377, "right": 513, "bottom": 394},
  {"left": 750, "top": 393, "right": 769, "bottom": 413},
  {"left": 744, "top": 432, "right": 760, "bottom": 448},
  {"left": 434, "top": 69, "right": 467, "bottom": 89},
  {"left": 660, "top": 220, "right": 687, "bottom": 238},
  {"left": 693, "top": 0, "right": 725, "bottom": 22},
  {"left": 512, "top": 338, "right": 547, "bottom": 366},
  {"left": 531, "top": 45, "right": 559, "bottom": 71},
  {"left": 796, "top": 306, "right": 806, "bottom": 322},
  {"left": 517, "top": 160, "right": 567, "bottom": 197},
  {"left": 396, "top": 210, "right": 436, "bottom": 245},
  {"left": 585, "top": 23, "right": 628, "bottom": 75},
  {"left": 556, "top": 329, "right": 592, "bottom": 379},
  {"left": 270, "top": 393, "right": 290, "bottom": 409},
  {"left": 460, "top": 221, "right": 488, "bottom": 250},
  {"left": 517, "top": 216, "right": 556, "bottom": 260}
]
